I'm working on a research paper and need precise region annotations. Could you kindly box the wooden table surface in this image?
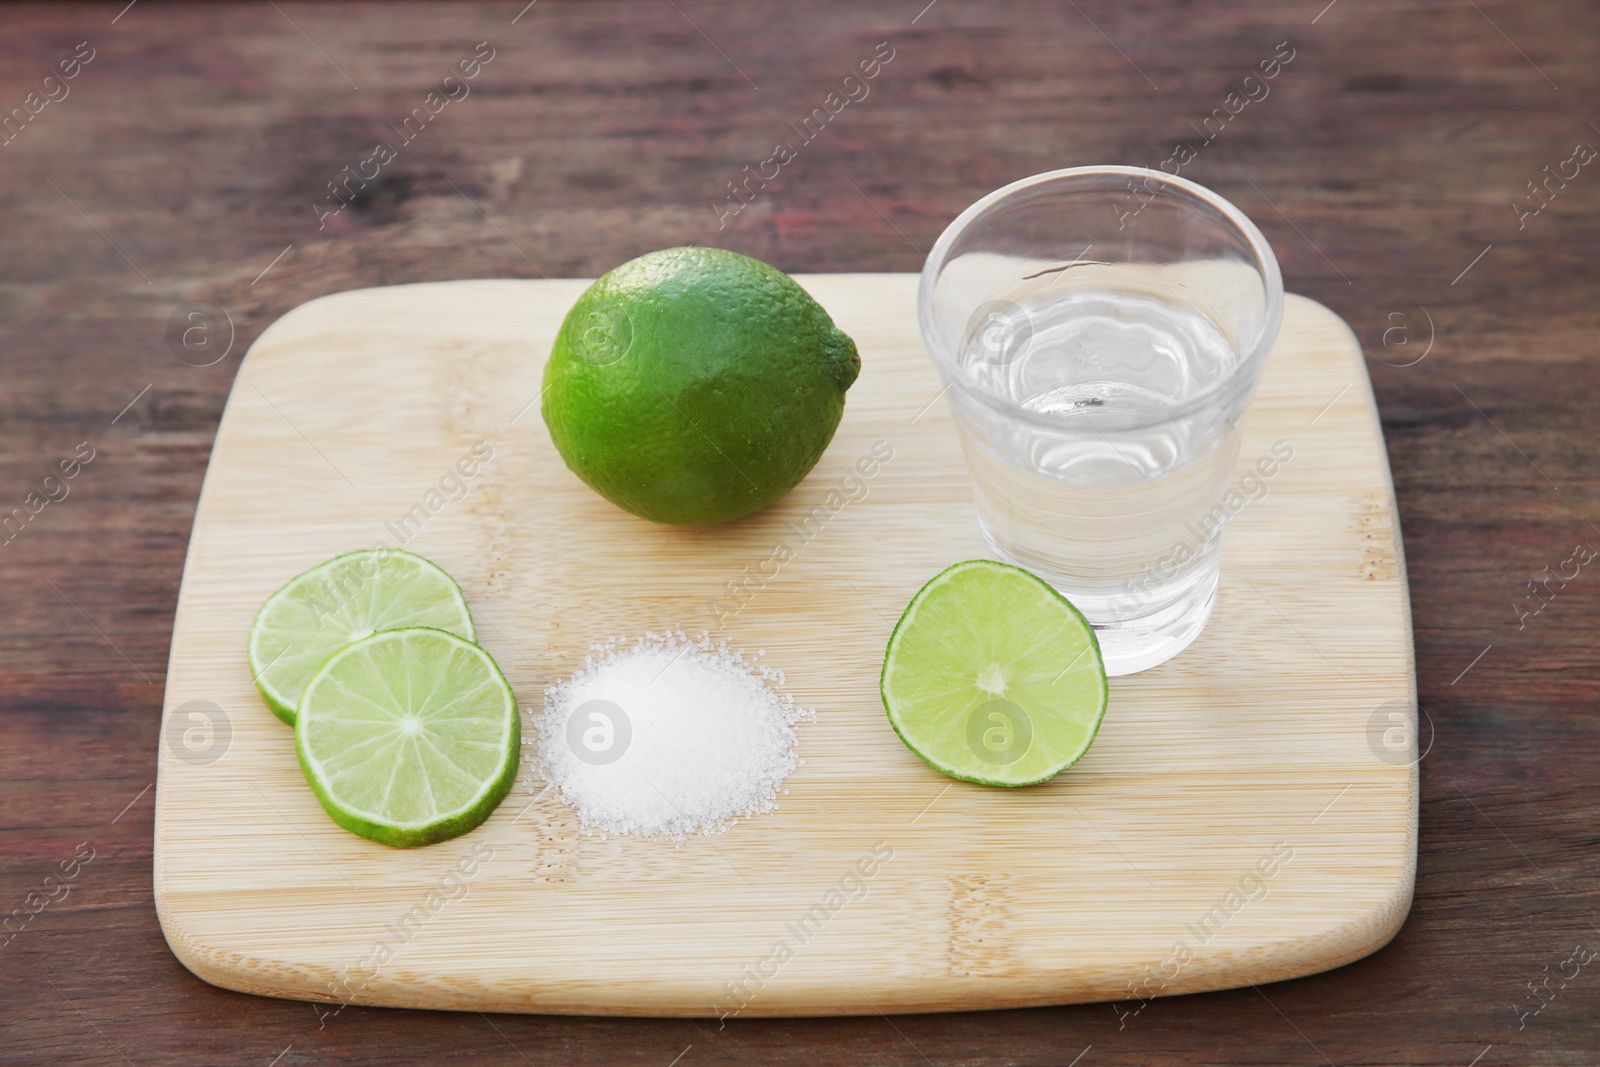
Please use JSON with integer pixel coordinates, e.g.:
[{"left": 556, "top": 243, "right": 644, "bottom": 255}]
[{"left": 1, "top": 2, "right": 1594, "bottom": 1064}]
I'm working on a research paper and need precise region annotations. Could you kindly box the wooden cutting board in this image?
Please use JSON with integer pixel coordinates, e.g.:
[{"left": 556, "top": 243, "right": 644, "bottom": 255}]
[{"left": 154, "top": 275, "right": 1417, "bottom": 1018}]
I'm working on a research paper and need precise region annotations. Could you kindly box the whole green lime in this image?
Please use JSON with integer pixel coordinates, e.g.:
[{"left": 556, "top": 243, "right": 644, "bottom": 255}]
[{"left": 541, "top": 247, "right": 861, "bottom": 525}]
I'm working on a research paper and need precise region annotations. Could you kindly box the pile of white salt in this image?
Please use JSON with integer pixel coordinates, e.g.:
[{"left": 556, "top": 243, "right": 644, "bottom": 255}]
[{"left": 535, "top": 632, "right": 811, "bottom": 837}]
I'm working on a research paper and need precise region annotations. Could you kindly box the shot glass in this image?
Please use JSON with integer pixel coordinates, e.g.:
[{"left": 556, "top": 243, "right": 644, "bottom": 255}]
[{"left": 917, "top": 166, "right": 1284, "bottom": 675}]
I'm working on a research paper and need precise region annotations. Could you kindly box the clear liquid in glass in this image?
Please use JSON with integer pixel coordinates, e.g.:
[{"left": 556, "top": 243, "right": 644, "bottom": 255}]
[{"left": 953, "top": 286, "right": 1248, "bottom": 674}]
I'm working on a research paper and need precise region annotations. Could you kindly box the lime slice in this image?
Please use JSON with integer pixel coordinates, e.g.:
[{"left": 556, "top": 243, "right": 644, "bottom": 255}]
[
  {"left": 249, "top": 549, "right": 475, "bottom": 725},
  {"left": 295, "top": 627, "right": 520, "bottom": 848},
  {"left": 881, "top": 560, "right": 1108, "bottom": 787}
]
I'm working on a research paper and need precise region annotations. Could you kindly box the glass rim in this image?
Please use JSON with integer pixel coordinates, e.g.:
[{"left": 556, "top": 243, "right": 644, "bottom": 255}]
[{"left": 916, "top": 165, "right": 1285, "bottom": 433}]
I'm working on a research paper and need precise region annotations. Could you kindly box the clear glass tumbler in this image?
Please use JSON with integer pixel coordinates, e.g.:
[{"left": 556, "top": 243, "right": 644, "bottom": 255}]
[{"left": 917, "top": 166, "right": 1283, "bottom": 675}]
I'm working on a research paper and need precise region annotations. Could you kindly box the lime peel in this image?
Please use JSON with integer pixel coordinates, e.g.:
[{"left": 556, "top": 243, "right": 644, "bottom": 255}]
[{"left": 540, "top": 246, "right": 861, "bottom": 526}]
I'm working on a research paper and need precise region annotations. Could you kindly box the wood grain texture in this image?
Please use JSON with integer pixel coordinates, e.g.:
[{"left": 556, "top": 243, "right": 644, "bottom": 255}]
[
  {"left": 154, "top": 278, "right": 1415, "bottom": 1017},
  {"left": 0, "top": 0, "right": 1595, "bottom": 1063}
]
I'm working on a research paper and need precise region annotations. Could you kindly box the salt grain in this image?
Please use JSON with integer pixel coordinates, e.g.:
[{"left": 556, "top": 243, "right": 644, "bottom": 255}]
[{"left": 536, "top": 632, "right": 811, "bottom": 837}]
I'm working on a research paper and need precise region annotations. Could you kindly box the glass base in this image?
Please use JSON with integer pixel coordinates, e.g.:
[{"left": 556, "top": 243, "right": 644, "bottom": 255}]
[
  {"left": 979, "top": 536, "right": 1220, "bottom": 676},
  {"left": 1086, "top": 570, "right": 1217, "bottom": 676}
]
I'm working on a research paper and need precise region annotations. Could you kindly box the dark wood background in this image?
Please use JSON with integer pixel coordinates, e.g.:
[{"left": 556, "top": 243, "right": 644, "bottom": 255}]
[{"left": 2, "top": 1, "right": 1596, "bottom": 1064}]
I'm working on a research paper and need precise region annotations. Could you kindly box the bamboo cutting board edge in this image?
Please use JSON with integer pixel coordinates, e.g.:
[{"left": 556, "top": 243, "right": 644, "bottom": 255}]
[{"left": 153, "top": 276, "right": 1417, "bottom": 1017}]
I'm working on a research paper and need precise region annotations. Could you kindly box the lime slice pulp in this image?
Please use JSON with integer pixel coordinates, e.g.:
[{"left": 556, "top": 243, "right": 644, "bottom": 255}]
[
  {"left": 296, "top": 627, "right": 519, "bottom": 847},
  {"left": 249, "top": 549, "right": 475, "bottom": 725},
  {"left": 881, "top": 559, "right": 1108, "bottom": 787}
]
